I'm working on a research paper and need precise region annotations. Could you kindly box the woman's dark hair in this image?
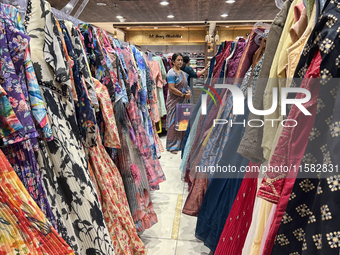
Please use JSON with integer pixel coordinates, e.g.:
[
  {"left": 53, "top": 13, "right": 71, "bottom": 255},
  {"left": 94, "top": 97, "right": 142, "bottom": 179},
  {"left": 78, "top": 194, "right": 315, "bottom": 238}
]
[
  {"left": 183, "top": 56, "right": 190, "bottom": 64},
  {"left": 172, "top": 52, "right": 183, "bottom": 63}
]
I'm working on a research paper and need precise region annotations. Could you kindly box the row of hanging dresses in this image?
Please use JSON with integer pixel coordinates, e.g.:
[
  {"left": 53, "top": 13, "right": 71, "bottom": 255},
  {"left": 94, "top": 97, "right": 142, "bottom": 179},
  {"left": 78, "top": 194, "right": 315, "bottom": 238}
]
[
  {"left": 0, "top": 0, "right": 166, "bottom": 255},
  {"left": 193, "top": 28, "right": 268, "bottom": 252},
  {"left": 181, "top": 0, "right": 340, "bottom": 254}
]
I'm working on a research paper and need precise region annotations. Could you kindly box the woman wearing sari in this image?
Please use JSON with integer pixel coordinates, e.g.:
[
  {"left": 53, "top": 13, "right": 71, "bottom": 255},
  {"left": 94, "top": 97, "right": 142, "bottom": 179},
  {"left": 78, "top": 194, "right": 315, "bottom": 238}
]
[{"left": 166, "top": 53, "right": 190, "bottom": 154}]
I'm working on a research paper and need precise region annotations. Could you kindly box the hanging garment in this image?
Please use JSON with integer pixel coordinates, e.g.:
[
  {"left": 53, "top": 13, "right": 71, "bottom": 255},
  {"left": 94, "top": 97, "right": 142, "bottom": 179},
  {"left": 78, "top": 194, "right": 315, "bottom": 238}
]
[
  {"left": 89, "top": 129, "right": 146, "bottom": 254},
  {"left": 237, "top": 0, "right": 294, "bottom": 163},
  {"left": 0, "top": 150, "right": 75, "bottom": 255},
  {"left": 259, "top": 50, "right": 321, "bottom": 255},
  {"left": 214, "top": 169, "right": 259, "bottom": 255},
  {"left": 0, "top": 5, "right": 57, "bottom": 230},
  {"left": 26, "top": 0, "right": 115, "bottom": 254},
  {"left": 114, "top": 99, "right": 158, "bottom": 232},
  {"left": 261, "top": 0, "right": 303, "bottom": 161},
  {"left": 196, "top": 99, "right": 251, "bottom": 252},
  {"left": 242, "top": 171, "right": 266, "bottom": 255},
  {"left": 1, "top": 3, "right": 53, "bottom": 140}
]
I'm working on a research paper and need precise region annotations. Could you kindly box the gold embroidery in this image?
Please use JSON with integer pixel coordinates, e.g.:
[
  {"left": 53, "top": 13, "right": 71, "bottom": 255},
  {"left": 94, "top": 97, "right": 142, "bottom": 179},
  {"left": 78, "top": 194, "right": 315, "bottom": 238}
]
[
  {"left": 296, "top": 204, "right": 312, "bottom": 217},
  {"left": 302, "top": 153, "right": 317, "bottom": 165},
  {"left": 299, "top": 179, "right": 315, "bottom": 193},
  {"left": 302, "top": 238, "right": 307, "bottom": 250},
  {"left": 313, "top": 234, "right": 322, "bottom": 249},
  {"left": 321, "top": 205, "right": 332, "bottom": 221},
  {"left": 298, "top": 64, "right": 308, "bottom": 78},
  {"left": 327, "top": 175, "right": 340, "bottom": 191},
  {"left": 330, "top": 87, "right": 338, "bottom": 98},
  {"left": 317, "top": 186, "right": 323, "bottom": 195},
  {"left": 326, "top": 231, "right": 340, "bottom": 248},
  {"left": 289, "top": 192, "right": 296, "bottom": 201},
  {"left": 308, "top": 215, "right": 316, "bottom": 224},
  {"left": 326, "top": 15, "right": 338, "bottom": 28},
  {"left": 289, "top": 253, "right": 300, "bottom": 255},
  {"left": 330, "top": 122, "right": 340, "bottom": 137},
  {"left": 309, "top": 127, "right": 321, "bottom": 141},
  {"left": 282, "top": 212, "right": 293, "bottom": 224},
  {"left": 320, "top": 38, "right": 335, "bottom": 54},
  {"left": 276, "top": 234, "right": 290, "bottom": 246},
  {"left": 326, "top": 115, "right": 334, "bottom": 126},
  {"left": 317, "top": 98, "right": 325, "bottom": 114},
  {"left": 293, "top": 228, "right": 305, "bottom": 242},
  {"left": 320, "top": 69, "right": 333, "bottom": 85}
]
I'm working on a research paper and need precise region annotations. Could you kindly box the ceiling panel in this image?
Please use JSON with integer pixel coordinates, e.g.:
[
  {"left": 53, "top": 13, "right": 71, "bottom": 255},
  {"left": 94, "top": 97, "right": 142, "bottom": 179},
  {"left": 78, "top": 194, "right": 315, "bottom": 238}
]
[{"left": 48, "top": 0, "right": 279, "bottom": 23}]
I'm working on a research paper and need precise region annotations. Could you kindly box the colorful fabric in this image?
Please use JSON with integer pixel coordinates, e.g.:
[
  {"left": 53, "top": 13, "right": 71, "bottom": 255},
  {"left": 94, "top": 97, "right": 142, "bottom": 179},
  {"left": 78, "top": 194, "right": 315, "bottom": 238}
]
[
  {"left": 0, "top": 10, "right": 39, "bottom": 145},
  {"left": 0, "top": 149, "right": 75, "bottom": 255},
  {"left": 93, "top": 78, "right": 121, "bottom": 148},
  {"left": 89, "top": 129, "right": 146, "bottom": 254},
  {"left": 0, "top": 85, "right": 23, "bottom": 138}
]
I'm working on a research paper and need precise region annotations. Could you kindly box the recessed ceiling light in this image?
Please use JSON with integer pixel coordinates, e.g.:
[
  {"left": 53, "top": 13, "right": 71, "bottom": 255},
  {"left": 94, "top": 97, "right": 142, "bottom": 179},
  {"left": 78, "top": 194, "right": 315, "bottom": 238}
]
[
  {"left": 167, "top": 15, "right": 174, "bottom": 18},
  {"left": 226, "top": 0, "right": 235, "bottom": 3},
  {"left": 225, "top": 26, "right": 230, "bottom": 28},
  {"left": 126, "top": 27, "right": 131, "bottom": 29},
  {"left": 154, "top": 27, "right": 158, "bottom": 29},
  {"left": 160, "top": 1, "right": 169, "bottom": 5},
  {"left": 97, "top": 2, "right": 106, "bottom": 6},
  {"left": 221, "top": 14, "right": 228, "bottom": 17},
  {"left": 116, "top": 15, "right": 123, "bottom": 19}
]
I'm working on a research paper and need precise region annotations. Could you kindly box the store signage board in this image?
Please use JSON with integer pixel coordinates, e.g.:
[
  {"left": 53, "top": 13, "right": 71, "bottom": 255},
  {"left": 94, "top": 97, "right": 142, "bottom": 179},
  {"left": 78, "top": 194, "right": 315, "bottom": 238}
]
[{"left": 149, "top": 34, "right": 183, "bottom": 39}]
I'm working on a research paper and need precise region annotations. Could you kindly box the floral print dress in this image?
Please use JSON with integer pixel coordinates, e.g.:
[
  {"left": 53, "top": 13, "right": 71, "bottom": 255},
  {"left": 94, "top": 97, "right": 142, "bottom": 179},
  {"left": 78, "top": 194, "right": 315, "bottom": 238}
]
[{"left": 26, "top": 0, "right": 115, "bottom": 254}]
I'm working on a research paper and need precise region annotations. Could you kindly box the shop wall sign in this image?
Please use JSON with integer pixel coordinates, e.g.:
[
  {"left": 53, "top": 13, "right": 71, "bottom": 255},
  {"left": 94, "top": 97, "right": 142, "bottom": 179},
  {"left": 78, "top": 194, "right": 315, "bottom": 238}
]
[{"left": 149, "top": 34, "right": 183, "bottom": 39}]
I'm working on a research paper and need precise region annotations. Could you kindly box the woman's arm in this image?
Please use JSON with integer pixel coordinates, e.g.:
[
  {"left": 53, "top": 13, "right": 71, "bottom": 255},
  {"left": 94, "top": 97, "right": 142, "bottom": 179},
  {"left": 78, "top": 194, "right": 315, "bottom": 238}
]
[
  {"left": 168, "top": 82, "right": 185, "bottom": 97},
  {"left": 197, "top": 64, "right": 210, "bottom": 77}
]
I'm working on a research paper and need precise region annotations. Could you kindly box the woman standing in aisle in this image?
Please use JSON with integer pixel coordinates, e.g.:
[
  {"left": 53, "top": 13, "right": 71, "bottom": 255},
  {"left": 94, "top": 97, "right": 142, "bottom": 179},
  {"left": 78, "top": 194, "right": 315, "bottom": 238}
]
[
  {"left": 166, "top": 53, "right": 190, "bottom": 154},
  {"left": 181, "top": 55, "right": 210, "bottom": 98}
]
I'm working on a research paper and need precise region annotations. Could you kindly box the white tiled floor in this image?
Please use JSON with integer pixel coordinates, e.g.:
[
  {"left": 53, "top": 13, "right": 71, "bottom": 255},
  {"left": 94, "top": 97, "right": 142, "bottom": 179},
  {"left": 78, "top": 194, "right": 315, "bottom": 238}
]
[{"left": 140, "top": 135, "right": 211, "bottom": 255}]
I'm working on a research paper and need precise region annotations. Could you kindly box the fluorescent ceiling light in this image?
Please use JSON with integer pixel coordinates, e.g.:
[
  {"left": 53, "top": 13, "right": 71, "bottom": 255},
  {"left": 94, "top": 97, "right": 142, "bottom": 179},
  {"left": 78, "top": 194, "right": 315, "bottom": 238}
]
[
  {"left": 167, "top": 15, "right": 174, "bottom": 18},
  {"left": 97, "top": 3, "right": 107, "bottom": 6},
  {"left": 160, "top": 1, "right": 169, "bottom": 5},
  {"left": 116, "top": 15, "right": 123, "bottom": 19},
  {"left": 226, "top": 0, "right": 236, "bottom": 3},
  {"left": 221, "top": 14, "right": 229, "bottom": 17}
]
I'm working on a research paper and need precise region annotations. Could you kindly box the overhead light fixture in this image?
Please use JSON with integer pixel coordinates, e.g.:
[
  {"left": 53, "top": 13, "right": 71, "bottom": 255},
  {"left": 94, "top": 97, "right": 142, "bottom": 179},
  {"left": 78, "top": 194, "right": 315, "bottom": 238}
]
[
  {"left": 120, "top": 19, "right": 126, "bottom": 22},
  {"left": 116, "top": 15, "right": 123, "bottom": 19},
  {"left": 221, "top": 14, "right": 228, "bottom": 17},
  {"left": 225, "top": 25, "right": 230, "bottom": 28},
  {"left": 182, "top": 26, "right": 185, "bottom": 28},
  {"left": 160, "top": 1, "right": 169, "bottom": 5},
  {"left": 154, "top": 27, "right": 158, "bottom": 29},
  {"left": 167, "top": 15, "right": 174, "bottom": 18},
  {"left": 97, "top": 3, "right": 107, "bottom": 6},
  {"left": 226, "top": 0, "right": 236, "bottom": 3},
  {"left": 126, "top": 27, "right": 131, "bottom": 29}
]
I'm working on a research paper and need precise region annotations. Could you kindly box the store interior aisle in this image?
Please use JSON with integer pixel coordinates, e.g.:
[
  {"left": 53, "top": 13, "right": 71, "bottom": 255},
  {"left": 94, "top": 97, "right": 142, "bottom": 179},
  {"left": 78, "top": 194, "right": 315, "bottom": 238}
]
[{"left": 140, "top": 135, "right": 211, "bottom": 255}]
